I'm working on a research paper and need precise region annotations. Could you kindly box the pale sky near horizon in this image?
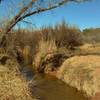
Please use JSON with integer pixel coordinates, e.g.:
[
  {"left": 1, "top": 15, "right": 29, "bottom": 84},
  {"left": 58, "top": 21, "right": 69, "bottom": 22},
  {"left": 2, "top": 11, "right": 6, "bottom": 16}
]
[{"left": 0, "top": 0, "right": 100, "bottom": 30}]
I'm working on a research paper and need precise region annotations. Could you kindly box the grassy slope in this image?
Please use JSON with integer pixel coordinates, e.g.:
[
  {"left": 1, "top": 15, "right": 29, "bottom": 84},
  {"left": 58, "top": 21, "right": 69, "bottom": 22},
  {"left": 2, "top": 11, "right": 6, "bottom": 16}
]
[
  {"left": 0, "top": 55, "right": 35, "bottom": 100},
  {"left": 57, "top": 43, "right": 100, "bottom": 97}
]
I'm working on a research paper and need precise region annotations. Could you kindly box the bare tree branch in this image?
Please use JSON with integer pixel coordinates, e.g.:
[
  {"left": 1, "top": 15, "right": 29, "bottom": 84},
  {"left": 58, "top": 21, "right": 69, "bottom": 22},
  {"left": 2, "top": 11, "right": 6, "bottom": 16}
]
[
  {"left": 4, "top": 0, "right": 90, "bottom": 34},
  {"left": 4, "top": 0, "right": 37, "bottom": 33},
  {"left": 0, "top": 0, "right": 91, "bottom": 47}
]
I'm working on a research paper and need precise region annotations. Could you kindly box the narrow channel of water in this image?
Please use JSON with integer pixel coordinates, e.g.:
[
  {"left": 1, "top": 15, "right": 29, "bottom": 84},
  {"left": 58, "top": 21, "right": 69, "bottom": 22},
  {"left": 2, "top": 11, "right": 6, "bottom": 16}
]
[
  {"left": 22, "top": 65, "right": 89, "bottom": 100},
  {"left": 32, "top": 74, "right": 89, "bottom": 100}
]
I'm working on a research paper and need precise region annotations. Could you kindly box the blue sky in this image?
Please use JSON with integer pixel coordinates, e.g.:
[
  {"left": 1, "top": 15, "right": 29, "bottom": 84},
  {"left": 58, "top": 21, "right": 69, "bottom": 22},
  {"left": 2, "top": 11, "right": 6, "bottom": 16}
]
[{"left": 0, "top": 0, "right": 100, "bottom": 30}]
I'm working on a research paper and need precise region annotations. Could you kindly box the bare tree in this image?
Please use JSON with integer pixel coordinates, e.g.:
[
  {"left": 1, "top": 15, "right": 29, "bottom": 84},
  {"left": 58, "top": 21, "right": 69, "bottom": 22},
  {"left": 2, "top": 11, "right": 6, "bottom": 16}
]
[{"left": 0, "top": 0, "right": 90, "bottom": 47}]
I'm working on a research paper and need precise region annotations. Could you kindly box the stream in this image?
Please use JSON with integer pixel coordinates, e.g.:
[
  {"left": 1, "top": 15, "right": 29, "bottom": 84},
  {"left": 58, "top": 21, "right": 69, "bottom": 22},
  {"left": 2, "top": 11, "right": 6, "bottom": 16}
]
[
  {"left": 22, "top": 66, "right": 89, "bottom": 100},
  {"left": 32, "top": 74, "right": 89, "bottom": 100}
]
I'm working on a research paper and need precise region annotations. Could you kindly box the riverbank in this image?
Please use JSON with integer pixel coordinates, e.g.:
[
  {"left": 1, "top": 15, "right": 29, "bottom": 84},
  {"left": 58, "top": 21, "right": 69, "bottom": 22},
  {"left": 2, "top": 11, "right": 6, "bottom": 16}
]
[
  {"left": 39, "top": 43, "right": 100, "bottom": 99},
  {"left": 0, "top": 43, "right": 100, "bottom": 100},
  {"left": 55, "top": 44, "right": 100, "bottom": 99},
  {"left": 57, "top": 55, "right": 100, "bottom": 97},
  {"left": 0, "top": 54, "right": 35, "bottom": 100}
]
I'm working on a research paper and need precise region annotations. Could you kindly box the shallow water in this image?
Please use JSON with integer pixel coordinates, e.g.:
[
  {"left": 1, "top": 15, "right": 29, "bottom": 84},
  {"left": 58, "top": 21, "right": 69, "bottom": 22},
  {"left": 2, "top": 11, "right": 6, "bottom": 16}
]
[{"left": 32, "top": 74, "right": 89, "bottom": 100}]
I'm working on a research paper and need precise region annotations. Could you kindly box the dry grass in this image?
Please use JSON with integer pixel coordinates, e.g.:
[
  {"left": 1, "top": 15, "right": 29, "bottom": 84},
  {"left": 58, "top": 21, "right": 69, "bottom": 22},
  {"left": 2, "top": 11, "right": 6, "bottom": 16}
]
[
  {"left": 0, "top": 21, "right": 84, "bottom": 70},
  {"left": 79, "top": 43, "right": 100, "bottom": 54},
  {"left": 1, "top": 21, "right": 100, "bottom": 99},
  {"left": 5, "top": 21, "right": 83, "bottom": 58},
  {"left": 0, "top": 57, "right": 34, "bottom": 100},
  {"left": 33, "top": 39, "right": 57, "bottom": 72},
  {"left": 72, "top": 43, "right": 100, "bottom": 56},
  {"left": 57, "top": 55, "right": 100, "bottom": 97},
  {"left": 40, "top": 22, "right": 83, "bottom": 49}
]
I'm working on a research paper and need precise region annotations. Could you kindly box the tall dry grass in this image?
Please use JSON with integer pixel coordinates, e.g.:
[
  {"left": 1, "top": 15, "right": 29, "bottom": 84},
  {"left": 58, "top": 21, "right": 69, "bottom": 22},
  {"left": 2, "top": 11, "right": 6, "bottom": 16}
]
[
  {"left": 1, "top": 21, "right": 84, "bottom": 71},
  {"left": 57, "top": 55, "right": 100, "bottom": 97},
  {"left": 33, "top": 39, "right": 57, "bottom": 72},
  {"left": 0, "top": 56, "right": 34, "bottom": 100},
  {"left": 40, "top": 22, "right": 83, "bottom": 49}
]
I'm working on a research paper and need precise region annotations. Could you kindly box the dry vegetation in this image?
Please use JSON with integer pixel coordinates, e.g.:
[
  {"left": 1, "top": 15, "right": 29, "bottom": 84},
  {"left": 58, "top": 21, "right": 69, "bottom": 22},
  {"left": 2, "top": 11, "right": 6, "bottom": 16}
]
[
  {"left": 1, "top": 22, "right": 100, "bottom": 74},
  {"left": 33, "top": 39, "right": 57, "bottom": 72},
  {"left": 0, "top": 21, "right": 100, "bottom": 99},
  {"left": 83, "top": 28, "right": 100, "bottom": 43},
  {"left": 57, "top": 55, "right": 100, "bottom": 97},
  {"left": 0, "top": 55, "right": 34, "bottom": 100},
  {"left": 5, "top": 21, "right": 83, "bottom": 66}
]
